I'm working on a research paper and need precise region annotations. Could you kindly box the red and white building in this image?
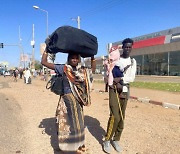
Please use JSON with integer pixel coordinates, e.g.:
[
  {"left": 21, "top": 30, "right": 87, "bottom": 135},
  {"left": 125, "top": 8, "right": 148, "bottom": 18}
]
[{"left": 85, "top": 27, "right": 180, "bottom": 76}]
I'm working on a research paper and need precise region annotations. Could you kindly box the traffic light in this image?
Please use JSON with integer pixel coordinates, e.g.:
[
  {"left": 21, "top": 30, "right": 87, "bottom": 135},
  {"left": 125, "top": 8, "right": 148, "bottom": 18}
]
[{"left": 0, "top": 43, "right": 3, "bottom": 48}]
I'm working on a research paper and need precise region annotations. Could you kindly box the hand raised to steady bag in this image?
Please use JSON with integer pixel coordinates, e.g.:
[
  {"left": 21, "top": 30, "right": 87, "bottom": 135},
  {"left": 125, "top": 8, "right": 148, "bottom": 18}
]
[{"left": 46, "top": 75, "right": 64, "bottom": 95}]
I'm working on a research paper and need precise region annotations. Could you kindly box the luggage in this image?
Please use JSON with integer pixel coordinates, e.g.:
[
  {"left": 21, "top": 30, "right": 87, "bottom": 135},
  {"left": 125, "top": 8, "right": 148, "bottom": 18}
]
[
  {"left": 45, "top": 26, "right": 98, "bottom": 58},
  {"left": 24, "top": 77, "right": 31, "bottom": 84},
  {"left": 28, "top": 77, "right": 31, "bottom": 84},
  {"left": 46, "top": 75, "right": 64, "bottom": 95}
]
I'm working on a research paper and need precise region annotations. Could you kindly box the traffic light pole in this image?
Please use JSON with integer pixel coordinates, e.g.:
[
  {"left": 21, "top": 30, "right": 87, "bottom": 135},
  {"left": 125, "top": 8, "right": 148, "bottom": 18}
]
[
  {"left": 0, "top": 43, "right": 19, "bottom": 48},
  {"left": 0, "top": 43, "right": 4, "bottom": 48}
]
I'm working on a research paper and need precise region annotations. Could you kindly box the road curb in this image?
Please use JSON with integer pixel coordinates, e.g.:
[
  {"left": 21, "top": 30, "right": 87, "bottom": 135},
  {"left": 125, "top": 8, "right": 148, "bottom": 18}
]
[
  {"left": 130, "top": 96, "right": 180, "bottom": 110},
  {"left": 163, "top": 102, "right": 180, "bottom": 110},
  {"left": 93, "top": 89, "right": 180, "bottom": 110}
]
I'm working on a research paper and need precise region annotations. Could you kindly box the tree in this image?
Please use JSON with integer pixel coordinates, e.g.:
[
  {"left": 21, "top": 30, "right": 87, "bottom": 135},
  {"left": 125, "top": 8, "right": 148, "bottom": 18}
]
[{"left": 34, "top": 60, "right": 43, "bottom": 70}]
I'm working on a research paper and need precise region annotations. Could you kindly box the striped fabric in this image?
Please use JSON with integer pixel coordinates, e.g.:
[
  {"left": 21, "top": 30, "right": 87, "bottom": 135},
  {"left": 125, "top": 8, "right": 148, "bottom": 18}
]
[
  {"left": 56, "top": 65, "right": 92, "bottom": 151},
  {"left": 64, "top": 64, "right": 92, "bottom": 106},
  {"left": 56, "top": 93, "right": 85, "bottom": 151}
]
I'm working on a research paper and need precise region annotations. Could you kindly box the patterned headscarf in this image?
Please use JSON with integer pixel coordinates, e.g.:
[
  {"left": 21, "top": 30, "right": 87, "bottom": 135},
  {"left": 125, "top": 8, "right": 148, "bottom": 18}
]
[{"left": 64, "top": 64, "right": 92, "bottom": 106}]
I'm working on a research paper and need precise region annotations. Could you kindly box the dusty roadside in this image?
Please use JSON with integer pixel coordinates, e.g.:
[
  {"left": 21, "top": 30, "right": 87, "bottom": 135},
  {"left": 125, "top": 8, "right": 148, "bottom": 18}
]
[{"left": 0, "top": 77, "right": 179, "bottom": 154}]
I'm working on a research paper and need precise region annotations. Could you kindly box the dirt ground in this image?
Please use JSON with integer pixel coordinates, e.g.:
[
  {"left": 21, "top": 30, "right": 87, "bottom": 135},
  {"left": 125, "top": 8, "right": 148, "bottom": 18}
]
[{"left": 0, "top": 76, "right": 179, "bottom": 154}]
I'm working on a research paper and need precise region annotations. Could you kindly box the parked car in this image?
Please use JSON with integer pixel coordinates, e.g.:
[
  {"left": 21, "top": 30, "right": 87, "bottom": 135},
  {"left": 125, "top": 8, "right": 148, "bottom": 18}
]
[{"left": 4, "top": 71, "right": 10, "bottom": 76}]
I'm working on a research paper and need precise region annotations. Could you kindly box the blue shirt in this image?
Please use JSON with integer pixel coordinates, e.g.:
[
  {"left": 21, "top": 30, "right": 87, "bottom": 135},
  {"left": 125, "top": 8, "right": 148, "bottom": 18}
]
[
  {"left": 54, "top": 64, "right": 72, "bottom": 94},
  {"left": 112, "top": 66, "right": 124, "bottom": 78}
]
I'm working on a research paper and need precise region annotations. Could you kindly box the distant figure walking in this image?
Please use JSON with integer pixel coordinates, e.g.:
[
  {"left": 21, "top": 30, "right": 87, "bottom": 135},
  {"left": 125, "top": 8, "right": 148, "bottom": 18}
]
[
  {"left": 24, "top": 68, "right": 31, "bottom": 84},
  {"left": 19, "top": 69, "right": 23, "bottom": 79},
  {"left": 12, "top": 69, "right": 18, "bottom": 82}
]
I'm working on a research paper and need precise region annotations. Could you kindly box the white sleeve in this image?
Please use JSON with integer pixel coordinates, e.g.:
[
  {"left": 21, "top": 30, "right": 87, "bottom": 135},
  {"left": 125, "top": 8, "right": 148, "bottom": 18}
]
[
  {"left": 122, "top": 58, "right": 137, "bottom": 83},
  {"left": 115, "top": 60, "right": 124, "bottom": 72}
]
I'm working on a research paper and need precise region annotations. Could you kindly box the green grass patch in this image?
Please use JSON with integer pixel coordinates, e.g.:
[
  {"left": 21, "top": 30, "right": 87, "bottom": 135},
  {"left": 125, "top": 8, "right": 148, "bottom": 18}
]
[
  {"left": 131, "top": 81, "right": 180, "bottom": 92},
  {"left": 94, "top": 80, "right": 180, "bottom": 92}
]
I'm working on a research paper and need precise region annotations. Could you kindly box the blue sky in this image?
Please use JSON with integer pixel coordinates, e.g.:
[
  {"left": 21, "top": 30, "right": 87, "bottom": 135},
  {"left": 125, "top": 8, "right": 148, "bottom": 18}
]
[{"left": 1, "top": 0, "right": 180, "bottom": 67}]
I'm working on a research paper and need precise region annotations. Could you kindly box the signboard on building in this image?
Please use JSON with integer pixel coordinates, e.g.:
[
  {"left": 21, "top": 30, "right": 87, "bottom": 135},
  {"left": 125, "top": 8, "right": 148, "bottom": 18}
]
[
  {"left": 20, "top": 54, "right": 29, "bottom": 62},
  {"left": 40, "top": 43, "right": 46, "bottom": 55}
]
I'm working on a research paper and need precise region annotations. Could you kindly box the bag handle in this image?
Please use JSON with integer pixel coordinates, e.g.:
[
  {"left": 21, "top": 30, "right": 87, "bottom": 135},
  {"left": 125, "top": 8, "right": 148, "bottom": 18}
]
[
  {"left": 46, "top": 72, "right": 62, "bottom": 90},
  {"left": 46, "top": 78, "right": 54, "bottom": 89}
]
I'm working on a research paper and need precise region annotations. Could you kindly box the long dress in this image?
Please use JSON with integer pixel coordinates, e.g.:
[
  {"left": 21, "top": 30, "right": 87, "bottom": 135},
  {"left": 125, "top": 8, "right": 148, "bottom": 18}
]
[{"left": 54, "top": 64, "right": 91, "bottom": 151}]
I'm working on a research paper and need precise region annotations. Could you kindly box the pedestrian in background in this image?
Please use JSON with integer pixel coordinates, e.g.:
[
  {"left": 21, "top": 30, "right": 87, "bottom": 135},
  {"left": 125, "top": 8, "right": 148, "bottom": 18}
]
[
  {"left": 33, "top": 69, "right": 37, "bottom": 78},
  {"left": 103, "top": 38, "right": 137, "bottom": 153},
  {"left": 19, "top": 68, "right": 23, "bottom": 79},
  {"left": 12, "top": 69, "right": 17, "bottom": 82},
  {"left": 24, "top": 68, "right": 31, "bottom": 84}
]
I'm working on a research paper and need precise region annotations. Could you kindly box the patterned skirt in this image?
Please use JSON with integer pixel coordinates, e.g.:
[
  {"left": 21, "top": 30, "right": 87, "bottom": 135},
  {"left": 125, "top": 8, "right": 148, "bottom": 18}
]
[{"left": 56, "top": 93, "right": 85, "bottom": 151}]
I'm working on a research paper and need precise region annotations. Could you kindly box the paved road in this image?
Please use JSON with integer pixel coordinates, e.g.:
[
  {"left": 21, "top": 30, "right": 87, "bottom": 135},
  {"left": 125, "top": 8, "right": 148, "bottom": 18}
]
[
  {"left": 93, "top": 74, "right": 180, "bottom": 83},
  {"left": 93, "top": 74, "right": 180, "bottom": 106},
  {"left": 0, "top": 79, "right": 10, "bottom": 88},
  {"left": 0, "top": 76, "right": 179, "bottom": 154},
  {"left": 0, "top": 79, "right": 27, "bottom": 153},
  {"left": 134, "top": 75, "right": 180, "bottom": 83}
]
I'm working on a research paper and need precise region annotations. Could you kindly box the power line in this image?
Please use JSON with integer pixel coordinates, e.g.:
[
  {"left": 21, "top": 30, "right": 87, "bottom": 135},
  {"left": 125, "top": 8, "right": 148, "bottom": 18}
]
[
  {"left": 64, "top": 0, "right": 125, "bottom": 28},
  {"left": 79, "top": 0, "right": 124, "bottom": 18}
]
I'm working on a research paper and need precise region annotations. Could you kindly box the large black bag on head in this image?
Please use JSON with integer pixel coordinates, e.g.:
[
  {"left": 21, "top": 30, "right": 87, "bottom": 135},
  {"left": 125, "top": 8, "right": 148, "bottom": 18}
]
[{"left": 45, "top": 26, "right": 98, "bottom": 58}]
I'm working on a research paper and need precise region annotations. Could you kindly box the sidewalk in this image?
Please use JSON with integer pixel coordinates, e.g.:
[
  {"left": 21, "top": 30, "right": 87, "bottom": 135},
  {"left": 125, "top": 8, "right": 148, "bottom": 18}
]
[
  {"left": 94, "top": 75, "right": 180, "bottom": 110},
  {"left": 93, "top": 81, "right": 180, "bottom": 110},
  {"left": 130, "top": 87, "right": 180, "bottom": 110}
]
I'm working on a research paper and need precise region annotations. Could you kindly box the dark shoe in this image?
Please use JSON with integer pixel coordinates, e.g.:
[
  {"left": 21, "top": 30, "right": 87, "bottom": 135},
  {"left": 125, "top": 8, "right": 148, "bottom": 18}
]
[
  {"left": 77, "top": 144, "right": 86, "bottom": 154},
  {"left": 102, "top": 140, "right": 111, "bottom": 153},
  {"left": 111, "top": 141, "right": 122, "bottom": 153},
  {"left": 79, "top": 144, "right": 86, "bottom": 152}
]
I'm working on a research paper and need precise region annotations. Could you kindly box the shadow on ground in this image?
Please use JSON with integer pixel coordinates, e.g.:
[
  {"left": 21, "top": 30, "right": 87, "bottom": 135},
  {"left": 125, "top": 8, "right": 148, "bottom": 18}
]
[
  {"left": 39, "top": 116, "right": 106, "bottom": 153},
  {"left": 39, "top": 117, "right": 62, "bottom": 154},
  {"left": 84, "top": 115, "right": 106, "bottom": 145},
  {"left": 39, "top": 117, "right": 88, "bottom": 154}
]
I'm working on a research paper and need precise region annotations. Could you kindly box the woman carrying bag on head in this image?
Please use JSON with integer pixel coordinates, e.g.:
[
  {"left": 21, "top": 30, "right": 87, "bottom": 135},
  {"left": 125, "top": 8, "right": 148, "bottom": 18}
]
[{"left": 41, "top": 50, "right": 96, "bottom": 153}]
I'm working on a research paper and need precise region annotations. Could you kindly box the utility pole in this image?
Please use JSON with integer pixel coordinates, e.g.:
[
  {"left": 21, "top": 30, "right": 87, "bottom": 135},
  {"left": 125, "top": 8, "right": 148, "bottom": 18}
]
[
  {"left": 76, "top": 16, "right": 84, "bottom": 65},
  {"left": 167, "top": 52, "right": 170, "bottom": 76},
  {"left": 31, "top": 24, "right": 35, "bottom": 69},
  {"left": 72, "top": 16, "right": 81, "bottom": 29},
  {"left": 0, "top": 43, "right": 4, "bottom": 48},
  {"left": 72, "top": 16, "right": 85, "bottom": 65},
  {"left": 77, "top": 16, "right": 80, "bottom": 29},
  {"left": 19, "top": 26, "right": 25, "bottom": 68}
]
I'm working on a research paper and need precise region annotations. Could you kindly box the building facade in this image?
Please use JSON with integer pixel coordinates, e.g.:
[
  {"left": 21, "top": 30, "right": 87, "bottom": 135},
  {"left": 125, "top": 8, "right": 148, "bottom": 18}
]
[
  {"left": 112, "top": 27, "right": 180, "bottom": 76},
  {"left": 85, "top": 27, "right": 180, "bottom": 76},
  {"left": 84, "top": 56, "right": 107, "bottom": 74}
]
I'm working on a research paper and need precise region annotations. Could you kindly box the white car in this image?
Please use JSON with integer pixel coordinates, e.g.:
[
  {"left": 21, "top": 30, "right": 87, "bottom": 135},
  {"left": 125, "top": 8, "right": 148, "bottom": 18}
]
[{"left": 4, "top": 71, "right": 10, "bottom": 76}]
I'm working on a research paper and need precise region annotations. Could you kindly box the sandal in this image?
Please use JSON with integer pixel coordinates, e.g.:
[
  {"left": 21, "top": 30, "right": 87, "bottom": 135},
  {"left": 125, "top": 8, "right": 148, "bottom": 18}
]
[
  {"left": 81, "top": 144, "right": 86, "bottom": 152},
  {"left": 77, "top": 144, "right": 86, "bottom": 153}
]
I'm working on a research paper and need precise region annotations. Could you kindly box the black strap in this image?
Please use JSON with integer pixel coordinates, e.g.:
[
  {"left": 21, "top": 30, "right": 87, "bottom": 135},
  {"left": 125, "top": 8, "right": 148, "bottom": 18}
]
[
  {"left": 46, "top": 79, "right": 52, "bottom": 89},
  {"left": 46, "top": 70, "right": 64, "bottom": 90},
  {"left": 123, "top": 58, "right": 133, "bottom": 73}
]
